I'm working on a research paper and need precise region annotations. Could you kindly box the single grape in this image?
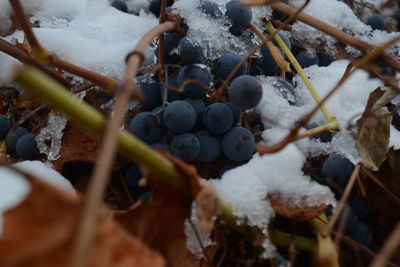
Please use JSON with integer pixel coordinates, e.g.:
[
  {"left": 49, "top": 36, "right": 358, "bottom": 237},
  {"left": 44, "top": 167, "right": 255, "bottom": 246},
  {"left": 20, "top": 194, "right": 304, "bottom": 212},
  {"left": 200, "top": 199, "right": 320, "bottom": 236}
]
[
  {"left": 163, "top": 100, "right": 196, "bottom": 133},
  {"left": 296, "top": 50, "right": 319, "bottom": 68},
  {"left": 216, "top": 53, "right": 247, "bottom": 81},
  {"left": 15, "top": 133, "right": 40, "bottom": 160},
  {"left": 149, "top": 0, "right": 174, "bottom": 18},
  {"left": 381, "top": 65, "right": 395, "bottom": 76},
  {"left": 367, "top": 14, "right": 385, "bottom": 30},
  {"left": 183, "top": 98, "right": 206, "bottom": 126},
  {"left": 388, "top": 103, "right": 400, "bottom": 128},
  {"left": 199, "top": 0, "right": 222, "bottom": 18},
  {"left": 260, "top": 45, "right": 280, "bottom": 74},
  {"left": 222, "top": 127, "right": 255, "bottom": 162},
  {"left": 271, "top": 0, "right": 288, "bottom": 21},
  {"left": 273, "top": 79, "right": 296, "bottom": 105},
  {"left": 322, "top": 154, "right": 355, "bottom": 189},
  {"left": 195, "top": 130, "right": 221, "bottom": 162},
  {"left": 226, "top": 102, "right": 241, "bottom": 125},
  {"left": 171, "top": 133, "right": 200, "bottom": 161},
  {"left": 6, "top": 127, "right": 29, "bottom": 151},
  {"left": 111, "top": 0, "right": 128, "bottom": 12},
  {"left": 318, "top": 53, "right": 334, "bottom": 67},
  {"left": 203, "top": 103, "right": 234, "bottom": 134},
  {"left": 177, "top": 64, "right": 212, "bottom": 98},
  {"left": 160, "top": 74, "right": 184, "bottom": 102},
  {"left": 136, "top": 75, "right": 162, "bottom": 111},
  {"left": 229, "top": 75, "right": 263, "bottom": 110},
  {"left": 0, "top": 115, "right": 11, "bottom": 139},
  {"left": 178, "top": 36, "right": 204, "bottom": 64},
  {"left": 225, "top": 0, "right": 252, "bottom": 34},
  {"left": 152, "top": 142, "right": 171, "bottom": 153},
  {"left": 156, "top": 33, "right": 181, "bottom": 64},
  {"left": 130, "top": 112, "right": 163, "bottom": 144}
]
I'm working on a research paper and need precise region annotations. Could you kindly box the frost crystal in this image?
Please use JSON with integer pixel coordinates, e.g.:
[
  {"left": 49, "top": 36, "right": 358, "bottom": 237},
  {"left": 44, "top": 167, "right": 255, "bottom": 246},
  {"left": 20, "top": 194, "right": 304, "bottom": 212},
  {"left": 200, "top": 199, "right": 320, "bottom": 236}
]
[{"left": 36, "top": 113, "right": 68, "bottom": 161}]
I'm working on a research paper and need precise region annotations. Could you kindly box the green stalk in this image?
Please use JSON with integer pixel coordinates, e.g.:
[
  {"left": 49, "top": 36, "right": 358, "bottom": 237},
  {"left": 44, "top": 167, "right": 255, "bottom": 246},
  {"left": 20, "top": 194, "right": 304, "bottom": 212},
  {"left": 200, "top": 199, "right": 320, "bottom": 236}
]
[{"left": 269, "top": 228, "right": 317, "bottom": 253}]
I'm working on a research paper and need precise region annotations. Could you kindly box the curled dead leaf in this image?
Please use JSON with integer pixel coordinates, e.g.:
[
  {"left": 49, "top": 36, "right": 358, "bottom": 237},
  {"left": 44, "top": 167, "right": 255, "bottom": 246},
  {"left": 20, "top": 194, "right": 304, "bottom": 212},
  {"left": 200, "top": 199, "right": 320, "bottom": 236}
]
[
  {"left": 195, "top": 180, "right": 222, "bottom": 233},
  {"left": 356, "top": 88, "right": 398, "bottom": 171},
  {"left": 269, "top": 195, "right": 327, "bottom": 221},
  {"left": 0, "top": 169, "right": 165, "bottom": 267}
]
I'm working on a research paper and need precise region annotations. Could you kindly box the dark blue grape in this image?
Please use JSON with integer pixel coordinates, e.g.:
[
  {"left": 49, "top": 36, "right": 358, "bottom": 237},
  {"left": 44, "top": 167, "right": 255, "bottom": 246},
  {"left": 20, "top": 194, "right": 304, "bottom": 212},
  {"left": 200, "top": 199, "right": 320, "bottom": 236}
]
[
  {"left": 226, "top": 102, "right": 241, "bottom": 125},
  {"left": 348, "top": 221, "right": 374, "bottom": 248},
  {"left": 296, "top": 50, "right": 319, "bottom": 68},
  {"left": 318, "top": 53, "right": 334, "bottom": 67},
  {"left": 125, "top": 164, "right": 142, "bottom": 188},
  {"left": 0, "top": 115, "right": 10, "bottom": 139},
  {"left": 163, "top": 100, "right": 196, "bottom": 133},
  {"left": 349, "top": 195, "right": 369, "bottom": 218},
  {"left": 130, "top": 112, "right": 163, "bottom": 144},
  {"left": 229, "top": 75, "right": 263, "bottom": 110},
  {"left": 216, "top": 53, "right": 247, "bottom": 81},
  {"left": 367, "top": 14, "right": 385, "bottom": 30},
  {"left": 312, "top": 130, "right": 334, "bottom": 143},
  {"left": 222, "top": 127, "right": 255, "bottom": 162},
  {"left": 160, "top": 74, "right": 184, "bottom": 102},
  {"left": 149, "top": 0, "right": 174, "bottom": 18},
  {"left": 388, "top": 103, "right": 400, "bottom": 128},
  {"left": 152, "top": 142, "right": 171, "bottom": 153},
  {"left": 203, "top": 103, "right": 233, "bottom": 134},
  {"left": 111, "top": 0, "right": 128, "bottom": 12},
  {"left": 178, "top": 36, "right": 204, "bottom": 64},
  {"left": 171, "top": 133, "right": 200, "bottom": 161},
  {"left": 15, "top": 133, "right": 40, "bottom": 160},
  {"left": 156, "top": 33, "right": 181, "bottom": 64},
  {"left": 195, "top": 130, "right": 221, "bottom": 162},
  {"left": 225, "top": 0, "right": 252, "bottom": 34},
  {"left": 274, "top": 79, "right": 295, "bottom": 105},
  {"left": 322, "top": 154, "right": 355, "bottom": 188},
  {"left": 6, "top": 127, "right": 29, "bottom": 151},
  {"left": 177, "top": 64, "right": 212, "bottom": 98},
  {"left": 381, "top": 65, "right": 395, "bottom": 76},
  {"left": 136, "top": 75, "right": 162, "bottom": 111},
  {"left": 272, "top": 0, "right": 288, "bottom": 21},
  {"left": 183, "top": 98, "right": 206, "bottom": 125},
  {"left": 199, "top": 0, "right": 222, "bottom": 18},
  {"left": 260, "top": 45, "right": 280, "bottom": 74}
]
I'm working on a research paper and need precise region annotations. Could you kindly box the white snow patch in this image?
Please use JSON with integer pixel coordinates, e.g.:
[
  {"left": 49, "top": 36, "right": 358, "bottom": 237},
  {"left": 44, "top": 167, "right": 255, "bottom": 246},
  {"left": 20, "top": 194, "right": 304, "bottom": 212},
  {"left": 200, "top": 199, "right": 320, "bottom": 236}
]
[
  {"left": 0, "top": 160, "right": 75, "bottom": 237},
  {"left": 209, "top": 144, "right": 335, "bottom": 257}
]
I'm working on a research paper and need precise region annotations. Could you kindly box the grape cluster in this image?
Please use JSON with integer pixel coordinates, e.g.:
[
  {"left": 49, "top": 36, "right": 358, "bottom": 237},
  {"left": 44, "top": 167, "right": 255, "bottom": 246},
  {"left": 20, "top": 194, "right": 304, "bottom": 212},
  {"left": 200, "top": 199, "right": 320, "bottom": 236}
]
[{"left": 0, "top": 115, "right": 40, "bottom": 160}]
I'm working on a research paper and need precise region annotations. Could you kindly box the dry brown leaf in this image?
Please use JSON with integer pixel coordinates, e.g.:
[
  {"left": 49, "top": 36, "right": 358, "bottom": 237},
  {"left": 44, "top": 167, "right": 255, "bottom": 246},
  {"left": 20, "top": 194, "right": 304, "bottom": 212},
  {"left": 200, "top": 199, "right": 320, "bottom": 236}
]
[
  {"left": 195, "top": 179, "right": 222, "bottom": 233},
  {"left": 0, "top": 171, "right": 165, "bottom": 267},
  {"left": 115, "top": 151, "right": 220, "bottom": 267},
  {"left": 356, "top": 88, "right": 397, "bottom": 171},
  {"left": 269, "top": 196, "right": 327, "bottom": 221},
  {"left": 53, "top": 125, "right": 101, "bottom": 171}
]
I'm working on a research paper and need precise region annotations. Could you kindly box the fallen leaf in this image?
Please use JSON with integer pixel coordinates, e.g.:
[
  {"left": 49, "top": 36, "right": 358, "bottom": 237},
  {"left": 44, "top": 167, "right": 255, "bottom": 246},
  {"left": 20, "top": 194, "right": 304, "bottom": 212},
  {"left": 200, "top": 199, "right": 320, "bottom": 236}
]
[
  {"left": 115, "top": 151, "right": 219, "bottom": 267},
  {"left": 356, "top": 88, "right": 398, "bottom": 170},
  {"left": 195, "top": 179, "right": 222, "bottom": 233},
  {"left": 269, "top": 195, "right": 327, "bottom": 221},
  {"left": 0, "top": 169, "right": 165, "bottom": 267},
  {"left": 53, "top": 125, "right": 101, "bottom": 172}
]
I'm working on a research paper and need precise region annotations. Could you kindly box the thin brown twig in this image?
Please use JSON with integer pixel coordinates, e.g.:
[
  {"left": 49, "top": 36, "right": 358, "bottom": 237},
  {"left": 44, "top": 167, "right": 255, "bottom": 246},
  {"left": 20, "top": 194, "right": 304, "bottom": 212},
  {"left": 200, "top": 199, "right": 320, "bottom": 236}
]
[
  {"left": 361, "top": 167, "right": 400, "bottom": 206},
  {"left": 370, "top": 223, "right": 400, "bottom": 267},
  {"left": 323, "top": 164, "right": 360, "bottom": 237},
  {"left": 69, "top": 21, "right": 178, "bottom": 267},
  {"left": 188, "top": 218, "right": 214, "bottom": 267}
]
